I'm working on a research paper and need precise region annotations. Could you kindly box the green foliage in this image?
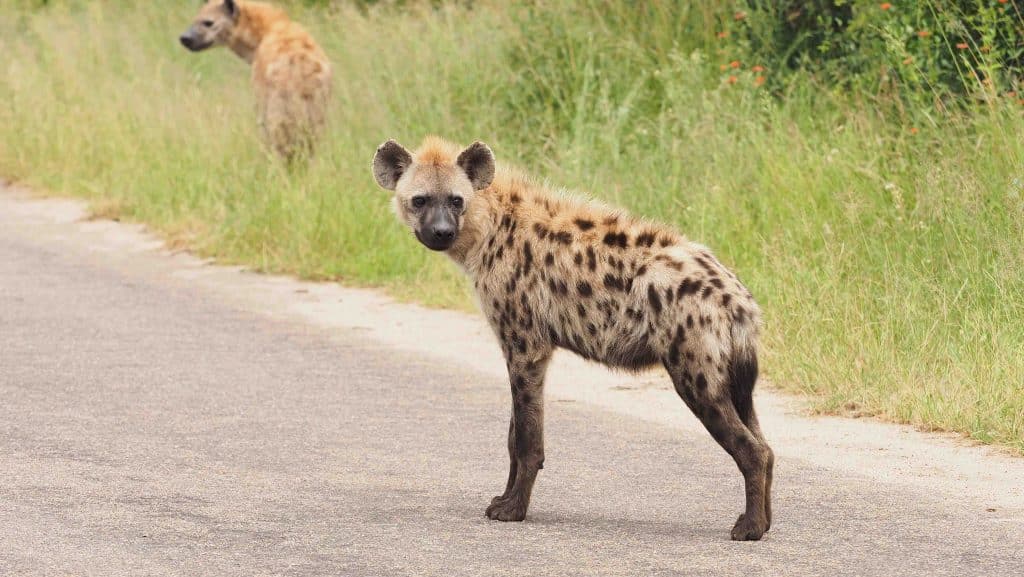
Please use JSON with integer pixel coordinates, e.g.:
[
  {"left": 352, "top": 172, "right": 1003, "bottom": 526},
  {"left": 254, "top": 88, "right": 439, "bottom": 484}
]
[
  {"left": 0, "top": 0, "right": 1021, "bottom": 452},
  {"left": 731, "top": 0, "right": 1024, "bottom": 100}
]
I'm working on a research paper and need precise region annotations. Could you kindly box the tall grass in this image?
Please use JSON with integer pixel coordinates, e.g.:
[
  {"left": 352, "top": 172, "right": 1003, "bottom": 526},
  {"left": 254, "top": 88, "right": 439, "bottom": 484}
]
[{"left": 0, "top": 1, "right": 1021, "bottom": 451}]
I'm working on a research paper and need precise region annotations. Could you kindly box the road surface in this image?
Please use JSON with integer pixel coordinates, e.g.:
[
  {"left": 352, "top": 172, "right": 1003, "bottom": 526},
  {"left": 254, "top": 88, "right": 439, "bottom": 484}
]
[{"left": 1, "top": 189, "right": 1022, "bottom": 576}]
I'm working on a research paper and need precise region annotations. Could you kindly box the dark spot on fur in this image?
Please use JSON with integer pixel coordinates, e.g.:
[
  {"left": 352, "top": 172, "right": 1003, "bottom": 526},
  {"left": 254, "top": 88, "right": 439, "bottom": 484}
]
[
  {"left": 577, "top": 281, "right": 593, "bottom": 297},
  {"left": 635, "top": 232, "right": 656, "bottom": 247},
  {"left": 710, "top": 277, "right": 724, "bottom": 289},
  {"left": 552, "top": 230, "right": 573, "bottom": 245},
  {"left": 702, "top": 286, "right": 714, "bottom": 299},
  {"left": 522, "top": 242, "right": 533, "bottom": 276},
  {"left": 510, "top": 193, "right": 521, "bottom": 204},
  {"left": 577, "top": 303, "right": 587, "bottom": 317},
  {"left": 574, "top": 218, "right": 595, "bottom": 231},
  {"left": 677, "top": 278, "right": 703, "bottom": 298},
  {"left": 545, "top": 252, "right": 555, "bottom": 266},
  {"left": 636, "top": 265, "right": 648, "bottom": 276},
  {"left": 721, "top": 293, "right": 732, "bottom": 306},
  {"left": 647, "top": 285, "right": 662, "bottom": 314},
  {"left": 695, "top": 372, "right": 708, "bottom": 391},
  {"left": 602, "top": 232, "right": 628, "bottom": 249},
  {"left": 686, "top": 314, "right": 694, "bottom": 329},
  {"left": 513, "top": 332, "right": 528, "bottom": 354},
  {"left": 734, "top": 306, "right": 747, "bottom": 323},
  {"left": 586, "top": 247, "right": 597, "bottom": 271},
  {"left": 574, "top": 252, "right": 583, "bottom": 265},
  {"left": 603, "top": 274, "right": 624, "bottom": 292},
  {"left": 532, "top": 222, "right": 548, "bottom": 240}
]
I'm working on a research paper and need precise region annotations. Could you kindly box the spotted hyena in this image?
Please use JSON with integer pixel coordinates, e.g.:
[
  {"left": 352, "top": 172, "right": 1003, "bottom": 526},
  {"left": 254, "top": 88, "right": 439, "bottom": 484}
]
[
  {"left": 372, "top": 137, "right": 774, "bottom": 541},
  {"left": 180, "top": 0, "right": 332, "bottom": 160}
]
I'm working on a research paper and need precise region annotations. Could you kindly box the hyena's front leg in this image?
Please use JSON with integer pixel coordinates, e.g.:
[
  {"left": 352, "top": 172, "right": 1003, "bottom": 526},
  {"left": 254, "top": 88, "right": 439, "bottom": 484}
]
[{"left": 486, "top": 350, "right": 552, "bottom": 522}]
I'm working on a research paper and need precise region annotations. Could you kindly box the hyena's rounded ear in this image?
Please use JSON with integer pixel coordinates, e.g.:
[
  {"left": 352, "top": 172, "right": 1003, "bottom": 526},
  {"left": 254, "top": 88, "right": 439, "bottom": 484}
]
[
  {"left": 457, "top": 141, "right": 495, "bottom": 191},
  {"left": 373, "top": 140, "right": 413, "bottom": 191},
  {"left": 223, "top": 0, "right": 238, "bottom": 18}
]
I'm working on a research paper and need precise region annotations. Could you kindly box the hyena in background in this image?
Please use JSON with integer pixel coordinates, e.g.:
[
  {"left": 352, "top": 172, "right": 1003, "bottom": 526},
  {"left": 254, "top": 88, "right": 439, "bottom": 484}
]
[
  {"left": 372, "top": 137, "right": 774, "bottom": 541},
  {"left": 180, "top": 0, "right": 332, "bottom": 161}
]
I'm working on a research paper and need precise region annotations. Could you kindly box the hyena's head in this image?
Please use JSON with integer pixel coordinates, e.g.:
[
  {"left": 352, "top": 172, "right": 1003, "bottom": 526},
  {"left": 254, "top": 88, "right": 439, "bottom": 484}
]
[
  {"left": 180, "top": 0, "right": 239, "bottom": 52},
  {"left": 372, "top": 137, "right": 495, "bottom": 252}
]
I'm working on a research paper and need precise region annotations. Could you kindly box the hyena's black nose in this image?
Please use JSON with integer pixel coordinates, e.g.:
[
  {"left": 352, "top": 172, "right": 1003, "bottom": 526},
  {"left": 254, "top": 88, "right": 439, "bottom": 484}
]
[
  {"left": 179, "top": 35, "right": 194, "bottom": 49},
  {"left": 433, "top": 227, "right": 455, "bottom": 241}
]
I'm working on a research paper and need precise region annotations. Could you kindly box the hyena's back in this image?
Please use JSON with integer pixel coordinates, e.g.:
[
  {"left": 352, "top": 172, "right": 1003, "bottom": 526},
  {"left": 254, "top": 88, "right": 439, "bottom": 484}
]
[{"left": 253, "top": 27, "right": 332, "bottom": 159}]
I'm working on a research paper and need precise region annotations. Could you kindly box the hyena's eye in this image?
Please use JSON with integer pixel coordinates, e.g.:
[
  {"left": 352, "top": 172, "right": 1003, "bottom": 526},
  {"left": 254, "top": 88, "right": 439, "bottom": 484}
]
[
  {"left": 449, "top": 196, "right": 464, "bottom": 209},
  {"left": 411, "top": 196, "right": 427, "bottom": 209},
  {"left": 201, "top": 20, "right": 215, "bottom": 28}
]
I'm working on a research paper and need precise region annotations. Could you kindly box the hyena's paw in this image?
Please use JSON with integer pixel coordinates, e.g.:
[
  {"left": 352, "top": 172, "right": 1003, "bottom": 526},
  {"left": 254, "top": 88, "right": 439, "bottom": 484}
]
[
  {"left": 731, "top": 513, "right": 768, "bottom": 541},
  {"left": 485, "top": 494, "right": 528, "bottom": 522}
]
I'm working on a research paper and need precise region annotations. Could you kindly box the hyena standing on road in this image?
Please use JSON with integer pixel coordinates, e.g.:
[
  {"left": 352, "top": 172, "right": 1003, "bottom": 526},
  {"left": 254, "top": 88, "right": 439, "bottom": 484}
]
[
  {"left": 180, "top": 0, "right": 332, "bottom": 161},
  {"left": 372, "top": 137, "right": 775, "bottom": 541}
]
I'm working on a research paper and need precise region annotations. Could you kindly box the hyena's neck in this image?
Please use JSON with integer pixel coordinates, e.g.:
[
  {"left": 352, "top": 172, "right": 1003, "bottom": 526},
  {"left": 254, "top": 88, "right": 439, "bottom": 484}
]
[
  {"left": 226, "top": 3, "right": 287, "bottom": 63},
  {"left": 445, "top": 190, "right": 502, "bottom": 278},
  {"left": 445, "top": 170, "right": 543, "bottom": 281}
]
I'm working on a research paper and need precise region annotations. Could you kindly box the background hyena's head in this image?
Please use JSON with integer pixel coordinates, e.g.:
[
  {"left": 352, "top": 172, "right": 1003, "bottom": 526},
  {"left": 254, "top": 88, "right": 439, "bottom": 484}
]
[
  {"left": 179, "top": 0, "right": 239, "bottom": 52},
  {"left": 372, "top": 138, "right": 495, "bottom": 252}
]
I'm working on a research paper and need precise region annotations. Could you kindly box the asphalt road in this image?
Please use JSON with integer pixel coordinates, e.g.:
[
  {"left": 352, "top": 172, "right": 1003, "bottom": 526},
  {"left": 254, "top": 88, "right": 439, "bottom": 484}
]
[{"left": 1, "top": 194, "right": 1022, "bottom": 576}]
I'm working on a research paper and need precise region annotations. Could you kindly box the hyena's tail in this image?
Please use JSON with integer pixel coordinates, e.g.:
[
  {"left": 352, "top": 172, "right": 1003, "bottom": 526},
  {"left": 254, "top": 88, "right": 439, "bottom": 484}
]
[{"left": 728, "top": 315, "right": 760, "bottom": 434}]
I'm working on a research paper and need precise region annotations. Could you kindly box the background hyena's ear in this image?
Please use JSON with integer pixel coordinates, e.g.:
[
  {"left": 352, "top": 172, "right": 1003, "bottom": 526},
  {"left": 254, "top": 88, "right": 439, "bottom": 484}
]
[
  {"left": 373, "top": 140, "right": 413, "bottom": 191},
  {"left": 456, "top": 141, "right": 495, "bottom": 191},
  {"left": 223, "top": 0, "right": 238, "bottom": 18}
]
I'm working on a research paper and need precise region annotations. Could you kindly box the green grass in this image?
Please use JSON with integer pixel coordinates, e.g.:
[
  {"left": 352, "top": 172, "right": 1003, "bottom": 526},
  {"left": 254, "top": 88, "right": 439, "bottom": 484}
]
[{"left": 0, "top": 1, "right": 1021, "bottom": 452}]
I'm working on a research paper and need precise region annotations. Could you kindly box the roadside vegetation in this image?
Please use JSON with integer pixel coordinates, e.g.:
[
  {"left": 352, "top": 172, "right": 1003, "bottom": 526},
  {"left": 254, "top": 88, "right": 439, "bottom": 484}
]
[{"left": 1, "top": 0, "right": 1021, "bottom": 452}]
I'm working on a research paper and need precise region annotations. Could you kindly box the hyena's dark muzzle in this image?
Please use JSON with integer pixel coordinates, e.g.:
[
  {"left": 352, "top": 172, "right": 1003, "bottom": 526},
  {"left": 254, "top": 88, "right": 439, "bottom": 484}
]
[
  {"left": 415, "top": 205, "right": 459, "bottom": 251},
  {"left": 179, "top": 27, "right": 213, "bottom": 52}
]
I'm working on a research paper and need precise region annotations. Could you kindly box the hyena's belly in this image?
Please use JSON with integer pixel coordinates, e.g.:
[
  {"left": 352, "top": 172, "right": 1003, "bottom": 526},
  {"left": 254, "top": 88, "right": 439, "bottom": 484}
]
[{"left": 545, "top": 292, "right": 660, "bottom": 370}]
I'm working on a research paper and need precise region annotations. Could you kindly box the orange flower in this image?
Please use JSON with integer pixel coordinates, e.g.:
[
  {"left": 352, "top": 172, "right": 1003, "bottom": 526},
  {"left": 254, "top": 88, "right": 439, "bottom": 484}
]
[
  {"left": 902, "top": 56, "right": 913, "bottom": 64},
  {"left": 734, "top": 12, "right": 747, "bottom": 20},
  {"left": 917, "top": 30, "right": 930, "bottom": 38},
  {"left": 909, "top": 127, "right": 919, "bottom": 135},
  {"left": 729, "top": 60, "right": 741, "bottom": 69},
  {"left": 752, "top": 65, "right": 765, "bottom": 72},
  {"left": 998, "top": 0, "right": 1008, "bottom": 4},
  {"left": 956, "top": 43, "right": 968, "bottom": 50},
  {"left": 727, "top": 75, "right": 738, "bottom": 84},
  {"left": 717, "top": 31, "right": 729, "bottom": 39},
  {"left": 754, "top": 76, "right": 766, "bottom": 86},
  {"left": 880, "top": 2, "right": 892, "bottom": 10}
]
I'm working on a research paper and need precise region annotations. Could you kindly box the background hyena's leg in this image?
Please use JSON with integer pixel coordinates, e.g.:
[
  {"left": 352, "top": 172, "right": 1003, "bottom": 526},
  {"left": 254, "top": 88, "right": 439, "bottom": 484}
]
[
  {"left": 666, "top": 364, "right": 771, "bottom": 541},
  {"left": 485, "top": 350, "right": 552, "bottom": 522}
]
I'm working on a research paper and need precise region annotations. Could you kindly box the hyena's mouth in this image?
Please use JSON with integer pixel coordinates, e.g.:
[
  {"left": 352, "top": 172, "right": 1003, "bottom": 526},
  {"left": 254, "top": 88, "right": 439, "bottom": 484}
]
[
  {"left": 179, "top": 35, "right": 213, "bottom": 52},
  {"left": 415, "top": 229, "right": 457, "bottom": 252}
]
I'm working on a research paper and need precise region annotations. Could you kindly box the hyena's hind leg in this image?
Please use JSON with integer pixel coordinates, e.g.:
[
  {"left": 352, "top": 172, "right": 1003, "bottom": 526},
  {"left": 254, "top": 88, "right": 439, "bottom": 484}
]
[
  {"left": 728, "top": 346, "right": 774, "bottom": 529},
  {"left": 665, "top": 354, "right": 772, "bottom": 541},
  {"left": 486, "top": 349, "right": 553, "bottom": 522}
]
